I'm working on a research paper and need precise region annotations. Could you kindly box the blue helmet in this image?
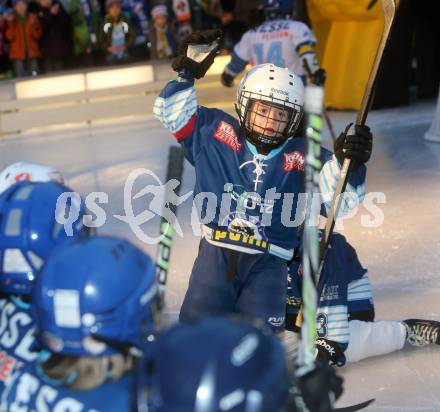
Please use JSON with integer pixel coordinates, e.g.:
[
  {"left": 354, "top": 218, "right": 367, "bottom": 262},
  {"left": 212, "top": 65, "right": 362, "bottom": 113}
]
[
  {"left": 32, "top": 236, "right": 158, "bottom": 357},
  {"left": 262, "top": 0, "right": 293, "bottom": 19},
  {"left": 147, "top": 318, "right": 290, "bottom": 412},
  {"left": 0, "top": 181, "right": 89, "bottom": 295}
]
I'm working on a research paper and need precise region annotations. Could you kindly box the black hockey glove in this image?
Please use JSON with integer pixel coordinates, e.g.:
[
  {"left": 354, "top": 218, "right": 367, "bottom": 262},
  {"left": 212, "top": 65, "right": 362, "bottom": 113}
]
[
  {"left": 334, "top": 123, "right": 373, "bottom": 171},
  {"left": 172, "top": 29, "right": 222, "bottom": 79},
  {"left": 221, "top": 71, "right": 234, "bottom": 87},
  {"left": 316, "top": 338, "right": 346, "bottom": 367},
  {"left": 312, "top": 68, "right": 326, "bottom": 86},
  {"left": 294, "top": 362, "right": 344, "bottom": 412}
]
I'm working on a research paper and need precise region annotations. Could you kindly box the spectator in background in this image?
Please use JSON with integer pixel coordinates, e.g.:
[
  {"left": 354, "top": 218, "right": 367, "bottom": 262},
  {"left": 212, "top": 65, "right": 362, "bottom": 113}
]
[
  {"left": 0, "top": 7, "right": 12, "bottom": 77},
  {"left": 148, "top": 4, "right": 176, "bottom": 60},
  {"left": 198, "top": 0, "right": 222, "bottom": 30},
  {"left": 220, "top": 0, "right": 256, "bottom": 50},
  {"left": 68, "top": 0, "right": 102, "bottom": 67},
  {"left": 6, "top": 0, "right": 41, "bottom": 77},
  {"left": 122, "top": 0, "right": 149, "bottom": 60},
  {"left": 99, "top": 0, "right": 135, "bottom": 64},
  {"left": 38, "top": 0, "right": 73, "bottom": 73},
  {"left": 172, "top": 0, "right": 192, "bottom": 40}
]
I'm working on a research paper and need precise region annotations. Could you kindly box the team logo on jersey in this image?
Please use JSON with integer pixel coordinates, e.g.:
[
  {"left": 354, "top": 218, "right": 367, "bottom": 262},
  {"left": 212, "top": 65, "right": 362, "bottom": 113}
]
[
  {"left": 0, "top": 351, "right": 22, "bottom": 382},
  {"left": 320, "top": 284, "right": 339, "bottom": 301},
  {"left": 283, "top": 151, "right": 304, "bottom": 172},
  {"left": 214, "top": 121, "right": 242, "bottom": 152},
  {"left": 268, "top": 316, "right": 285, "bottom": 327},
  {"left": 14, "top": 172, "right": 31, "bottom": 182},
  {"left": 316, "top": 313, "right": 328, "bottom": 338}
]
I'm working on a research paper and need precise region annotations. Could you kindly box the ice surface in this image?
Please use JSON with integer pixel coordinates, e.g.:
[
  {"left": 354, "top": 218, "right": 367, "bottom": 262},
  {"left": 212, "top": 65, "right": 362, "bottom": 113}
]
[{"left": 1, "top": 95, "right": 439, "bottom": 411}]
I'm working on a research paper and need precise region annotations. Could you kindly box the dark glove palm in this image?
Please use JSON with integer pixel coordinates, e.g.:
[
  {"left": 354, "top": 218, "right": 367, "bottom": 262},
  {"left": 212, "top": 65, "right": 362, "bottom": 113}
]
[
  {"left": 296, "top": 362, "right": 344, "bottom": 412},
  {"left": 334, "top": 124, "right": 373, "bottom": 171},
  {"left": 172, "top": 29, "right": 222, "bottom": 79}
]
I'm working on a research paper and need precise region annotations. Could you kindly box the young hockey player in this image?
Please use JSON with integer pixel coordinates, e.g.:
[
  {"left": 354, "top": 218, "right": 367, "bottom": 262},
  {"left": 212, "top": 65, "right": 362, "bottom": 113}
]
[
  {"left": 146, "top": 317, "right": 343, "bottom": 412},
  {"left": 287, "top": 232, "right": 440, "bottom": 366},
  {"left": 220, "top": 0, "right": 325, "bottom": 89},
  {"left": 0, "top": 181, "right": 89, "bottom": 394},
  {"left": 153, "top": 29, "right": 372, "bottom": 331},
  {"left": 0, "top": 161, "right": 64, "bottom": 194},
  {"left": 0, "top": 236, "right": 158, "bottom": 410}
]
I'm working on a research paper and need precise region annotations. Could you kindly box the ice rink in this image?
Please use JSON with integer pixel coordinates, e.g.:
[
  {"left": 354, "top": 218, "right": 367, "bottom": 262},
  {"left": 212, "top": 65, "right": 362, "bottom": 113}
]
[{"left": 1, "top": 90, "right": 439, "bottom": 410}]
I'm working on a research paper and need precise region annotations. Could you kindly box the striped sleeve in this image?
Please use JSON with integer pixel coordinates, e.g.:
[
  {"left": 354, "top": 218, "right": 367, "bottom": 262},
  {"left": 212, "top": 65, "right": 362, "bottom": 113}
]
[
  {"left": 319, "top": 154, "right": 366, "bottom": 217},
  {"left": 153, "top": 79, "right": 198, "bottom": 141},
  {"left": 348, "top": 273, "right": 374, "bottom": 302},
  {"left": 317, "top": 305, "right": 350, "bottom": 346}
]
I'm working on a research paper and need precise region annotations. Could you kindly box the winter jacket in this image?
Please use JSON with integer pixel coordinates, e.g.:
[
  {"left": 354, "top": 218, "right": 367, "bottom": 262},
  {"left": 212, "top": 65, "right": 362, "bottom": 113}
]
[
  {"left": 99, "top": 14, "right": 135, "bottom": 51},
  {"left": 147, "top": 22, "right": 177, "bottom": 60},
  {"left": 38, "top": 3, "right": 73, "bottom": 58},
  {"left": 6, "top": 13, "right": 42, "bottom": 60},
  {"left": 69, "top": 0, "right": 101, "bottom": 55}
]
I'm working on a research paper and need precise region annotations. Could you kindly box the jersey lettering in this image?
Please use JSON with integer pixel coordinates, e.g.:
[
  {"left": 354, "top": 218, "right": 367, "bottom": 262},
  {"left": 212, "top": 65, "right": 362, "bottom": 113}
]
[
  {"left": 253, "top": 42, "right": 285, "bottom": 67},
  {"left": 0, "top": 299, "right": 37, "bottom": 362},
  {"left": 10, "top": 372, "right": 85, "bottom": 412}
]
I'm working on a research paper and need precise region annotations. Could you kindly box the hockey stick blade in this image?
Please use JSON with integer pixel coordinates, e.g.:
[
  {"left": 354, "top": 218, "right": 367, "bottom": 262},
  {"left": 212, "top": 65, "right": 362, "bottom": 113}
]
[
  {"left": 319, "top": 0, "right": 397, "bottom": 262},
  {"left": 156, "top": 145, "right": 185, "bottom": 309},
  {"left": 335, "top": 398, "right": 375, "bottom": 412}
]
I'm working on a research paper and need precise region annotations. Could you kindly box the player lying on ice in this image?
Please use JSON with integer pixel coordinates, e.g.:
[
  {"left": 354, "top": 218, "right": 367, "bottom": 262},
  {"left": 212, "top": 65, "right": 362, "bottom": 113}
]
[
  {"left": 153, "top": 29, "right": 372, "bottom": 332},
  {"left": 286, "top": 232, "right": 440, "bottom": 366}
]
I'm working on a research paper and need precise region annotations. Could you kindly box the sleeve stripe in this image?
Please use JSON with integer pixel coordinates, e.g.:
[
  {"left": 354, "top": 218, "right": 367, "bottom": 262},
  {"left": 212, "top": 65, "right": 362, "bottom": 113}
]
[
  {"left": 295, "top": 39, "right": 316, "bottom": 52},
  {"left": 173, "top": 114, "right": 197, "bottom": 141},
  {"left": 162, "top": 96, "right": 198, "bottom": 124},
  {"left": 153, "top": 86, "right": 197, "bottom": 134},
  {"left": 348, "top": 282, "right": 371, "bottom": 291}
]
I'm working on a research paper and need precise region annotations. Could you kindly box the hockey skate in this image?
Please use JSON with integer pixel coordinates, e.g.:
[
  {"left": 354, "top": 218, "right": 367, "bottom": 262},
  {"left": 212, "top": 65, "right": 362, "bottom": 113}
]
[{"left": 403, "top": 319, "right": 440, "bottom": 347}]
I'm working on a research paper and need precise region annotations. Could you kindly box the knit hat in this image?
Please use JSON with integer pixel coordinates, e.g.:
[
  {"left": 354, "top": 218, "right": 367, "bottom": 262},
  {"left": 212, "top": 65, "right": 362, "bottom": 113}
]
[
  {"left": 12, "top": 0, "right": 27, "bottom": 6},
  {"left": 151, "top": 4, "right": 167, "bottom": 19},
  {"left": 105, "top": 0, "right": 120, "bottom": 9}
]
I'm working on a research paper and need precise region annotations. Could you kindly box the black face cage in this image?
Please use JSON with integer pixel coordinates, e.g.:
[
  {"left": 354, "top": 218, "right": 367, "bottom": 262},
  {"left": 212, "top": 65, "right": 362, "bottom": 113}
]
[{"left": 235, "top": 91, "right": 303, "bottom": 151}]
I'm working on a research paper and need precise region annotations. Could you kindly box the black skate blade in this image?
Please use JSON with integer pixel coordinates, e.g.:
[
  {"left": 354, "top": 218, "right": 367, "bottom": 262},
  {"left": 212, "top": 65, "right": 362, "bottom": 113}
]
[{"left": 334, "top": 398, "right": 375, "bottom": 412}]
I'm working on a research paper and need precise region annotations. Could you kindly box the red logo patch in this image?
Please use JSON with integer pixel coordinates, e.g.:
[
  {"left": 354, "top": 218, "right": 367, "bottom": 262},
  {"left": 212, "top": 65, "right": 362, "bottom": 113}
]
[
  {"left": 14, "top": 173, "right": 31, "bottom": 182},
  {"left": 283, "top": 151, "right": 305, "bottom": 172},
  {"left": 0, "top": 351, "right": 21, "bottom": 382},
  {"left": 213, "top": 121, "right": 242, "bottom": 152}
]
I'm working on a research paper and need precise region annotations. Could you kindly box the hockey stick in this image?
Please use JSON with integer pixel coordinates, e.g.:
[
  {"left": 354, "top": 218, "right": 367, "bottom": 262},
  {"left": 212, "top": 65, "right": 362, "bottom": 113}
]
[
  {"left": 318, "top": 0, "right": 396, "bottom": 266},
  {"left": 303, "top": 59, "right": 337, "bottom": 142},
  {"left": 335, "top": 398, "right": 375, "bottom": 412},
  {"left": 296, "top": 83, "right": 324, "bottom": 374},
  {"left": 155, "top": 145, "right": 185, "bottom": 310}
]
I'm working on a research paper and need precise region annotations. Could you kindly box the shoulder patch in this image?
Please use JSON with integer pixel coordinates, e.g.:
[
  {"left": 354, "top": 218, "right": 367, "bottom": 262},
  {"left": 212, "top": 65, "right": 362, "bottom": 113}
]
[
  {"left": 213, "top": 121, "right": 242, "bottom": 152},
  {"left": 283, "top": 151, "right": 304, "bottom": 172}
]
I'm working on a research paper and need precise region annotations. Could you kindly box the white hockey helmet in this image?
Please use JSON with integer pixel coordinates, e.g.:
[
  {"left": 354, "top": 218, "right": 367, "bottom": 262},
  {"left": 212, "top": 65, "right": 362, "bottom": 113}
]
[
  {"left": 0, "top": 161, "right": 64, "bottom": 195},
  {"left": 236, "top": 63, "right": 304, "bottom": 153}
]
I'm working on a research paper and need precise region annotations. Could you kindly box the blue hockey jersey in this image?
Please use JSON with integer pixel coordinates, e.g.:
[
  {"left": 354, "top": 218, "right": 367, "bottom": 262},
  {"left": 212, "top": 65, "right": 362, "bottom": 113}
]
[
  {"left": 224, "top": 19, "right": 319, "bottom": 79},
  {"left": 0, "top": 296, "right": 38, "bottom": 396},
  {"left": 0, "top": 361, "right": 136, "bottom": 411},
  {"left": 154, "top": 78, "right": 366, "bottom": 260}
]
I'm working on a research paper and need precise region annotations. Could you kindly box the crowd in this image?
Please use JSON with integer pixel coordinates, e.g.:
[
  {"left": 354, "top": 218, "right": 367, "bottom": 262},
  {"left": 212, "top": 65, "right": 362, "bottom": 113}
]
[{"left": 0, "top": 0, "right": 272, "bottom": 79}]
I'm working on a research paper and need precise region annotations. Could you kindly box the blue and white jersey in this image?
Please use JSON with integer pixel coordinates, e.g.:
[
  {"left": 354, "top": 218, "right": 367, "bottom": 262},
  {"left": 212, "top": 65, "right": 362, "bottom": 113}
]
[
  {"left": 154, "top": 79, "right": 366, "bottom": 260},
  {"left": 287, "top": 233, "right": 374, "bottom": 351},
  {"left": 0, "top": 361, "right": 135, "bottom": 412},
  {"left": 0, "top": 296, "right": 38, "bottom": 396},
  {"left": 224, "top": 19, "right": 318, "bottom": 79}
]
